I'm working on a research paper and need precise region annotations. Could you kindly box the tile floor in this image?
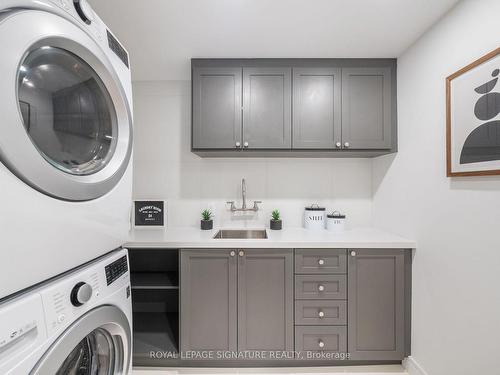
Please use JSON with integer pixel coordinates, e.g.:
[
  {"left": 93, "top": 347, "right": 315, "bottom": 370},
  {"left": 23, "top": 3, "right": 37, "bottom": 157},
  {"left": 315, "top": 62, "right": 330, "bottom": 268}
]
[{"left": 133, "top": 364, "right": 408, "bottom": 375}]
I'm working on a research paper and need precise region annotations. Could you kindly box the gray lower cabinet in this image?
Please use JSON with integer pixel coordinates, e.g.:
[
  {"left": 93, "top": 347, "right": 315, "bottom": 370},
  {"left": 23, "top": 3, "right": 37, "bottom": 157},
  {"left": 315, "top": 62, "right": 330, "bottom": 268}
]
[
  {"left": 243, "top": 68, "right": 292, "bottom": 149},
  {"left": 238, "top": 249, "right": 294, "bottom": 351},
  {"left": 180, "top": 250, "right": 237, "bottom": 352},
  {"left": 192, "top": 67, "right": 242, "bottom": 149},
  {"left": 180, "top": 249, "right": 293, "bottom": 353},
  {"left": 292, "top": 68, "right": 342, "bottom": 149},
  {"left": 347, "top": 249, "right": 406, "bottom": 360},
  {"left": 342, "top": 68, "right": 392, "bottom": 150}
]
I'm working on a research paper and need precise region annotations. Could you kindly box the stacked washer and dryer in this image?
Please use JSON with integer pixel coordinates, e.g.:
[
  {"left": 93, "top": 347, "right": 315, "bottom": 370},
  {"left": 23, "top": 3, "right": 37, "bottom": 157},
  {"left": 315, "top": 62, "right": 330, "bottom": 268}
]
[{"left": 0, "top": 0, "right": 134, "bottom": 373}]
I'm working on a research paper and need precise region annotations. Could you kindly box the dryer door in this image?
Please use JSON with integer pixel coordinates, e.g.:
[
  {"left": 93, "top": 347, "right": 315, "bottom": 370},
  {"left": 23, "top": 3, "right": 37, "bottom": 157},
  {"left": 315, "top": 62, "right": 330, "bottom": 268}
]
[
  {"left": 30, "top": 305, "right": 131, "bottom": 375},
  {"left": 0, "top": 10, "right": 132, "bottom": 201}
]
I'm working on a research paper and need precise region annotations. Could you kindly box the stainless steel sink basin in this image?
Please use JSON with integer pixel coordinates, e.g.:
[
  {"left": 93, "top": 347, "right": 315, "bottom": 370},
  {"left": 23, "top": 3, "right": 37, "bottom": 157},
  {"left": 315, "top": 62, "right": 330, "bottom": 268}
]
[{"left": 213, "top": 229, "right": 268, "bottom": 239}]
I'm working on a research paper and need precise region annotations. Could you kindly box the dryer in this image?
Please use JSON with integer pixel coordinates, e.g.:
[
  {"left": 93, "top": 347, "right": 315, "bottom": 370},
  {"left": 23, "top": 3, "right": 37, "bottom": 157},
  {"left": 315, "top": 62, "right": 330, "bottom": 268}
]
[
  {"left": 0, "top": 248, "right": 132, "bottom": 374},
  {"left": 0, "top": 0, "right": 133, "bottom": 298}
]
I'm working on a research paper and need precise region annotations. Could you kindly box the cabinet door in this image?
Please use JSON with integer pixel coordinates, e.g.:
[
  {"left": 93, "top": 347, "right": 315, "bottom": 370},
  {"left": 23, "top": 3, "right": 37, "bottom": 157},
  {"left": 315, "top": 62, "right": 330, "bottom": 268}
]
[
  {"left": 348, "top": 249, "right": 405, "bottom": 360},
  {"left": 292, "top": 68, "right": 342, "bottom": 149},
  {"left": 243, "top": 68, "right": 291, "bottom": 149},
  {"left": 192, "top": 67, "right": 242, "bottom": 149},
  {"left": 180, "top": 250, "right": 237, "bottom": 352},
  {"left": 238, "top": 249, "right": 294, "bottom": 351},
  {"left": 341, "top": 68, "right": 392, "bottom": 149}
]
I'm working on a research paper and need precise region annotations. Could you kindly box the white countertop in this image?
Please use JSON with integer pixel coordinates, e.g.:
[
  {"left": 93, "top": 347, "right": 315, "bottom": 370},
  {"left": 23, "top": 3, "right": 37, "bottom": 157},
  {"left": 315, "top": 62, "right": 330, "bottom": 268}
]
[{"left": 125, "top": 226, "right": 416, "bottom": 249}]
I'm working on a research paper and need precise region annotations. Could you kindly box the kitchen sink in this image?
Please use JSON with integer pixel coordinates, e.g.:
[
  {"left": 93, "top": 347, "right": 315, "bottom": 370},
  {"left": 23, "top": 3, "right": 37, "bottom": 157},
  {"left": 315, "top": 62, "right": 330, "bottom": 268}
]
[{"left": 213, "top": 229, "right": 268, "bottom": 239}]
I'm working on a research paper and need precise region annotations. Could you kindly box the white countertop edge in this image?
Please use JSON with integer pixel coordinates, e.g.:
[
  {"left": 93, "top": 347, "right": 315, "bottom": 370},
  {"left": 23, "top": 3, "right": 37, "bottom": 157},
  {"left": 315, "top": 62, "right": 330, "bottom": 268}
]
[{"left": 124, "top": 227, "right": 417, "bottom": 249}]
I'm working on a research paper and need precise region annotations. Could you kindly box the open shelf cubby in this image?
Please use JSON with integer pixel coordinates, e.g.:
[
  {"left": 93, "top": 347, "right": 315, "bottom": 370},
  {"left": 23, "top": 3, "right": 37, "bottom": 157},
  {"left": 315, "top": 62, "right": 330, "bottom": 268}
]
[{"left": 129, "top": 249, "right": 179, "bottom": 365}]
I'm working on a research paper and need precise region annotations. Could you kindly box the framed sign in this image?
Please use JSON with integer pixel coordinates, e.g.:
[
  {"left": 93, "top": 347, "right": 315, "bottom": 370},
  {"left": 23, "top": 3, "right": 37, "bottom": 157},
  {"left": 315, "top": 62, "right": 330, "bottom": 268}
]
[
  {"left": 446, "top": 47, "right": 500, "bottom": 176},
  {"left": 134, "top": 200, "right": 165, "bottom": 227}
]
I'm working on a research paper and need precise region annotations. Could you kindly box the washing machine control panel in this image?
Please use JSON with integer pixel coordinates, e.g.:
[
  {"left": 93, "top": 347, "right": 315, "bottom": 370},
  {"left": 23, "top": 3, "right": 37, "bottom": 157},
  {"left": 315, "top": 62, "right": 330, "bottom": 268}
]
[{"left": 39, "top": 251, "right": 129, "bottom": 336}]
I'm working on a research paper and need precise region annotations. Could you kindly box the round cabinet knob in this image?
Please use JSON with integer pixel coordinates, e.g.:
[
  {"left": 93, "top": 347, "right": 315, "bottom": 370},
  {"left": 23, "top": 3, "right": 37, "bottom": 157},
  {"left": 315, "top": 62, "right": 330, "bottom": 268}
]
[
  {"left": 344, "top": 142, "right": 350, "bottom": 148},
  {"left": 71, "top": 282, "right": 93, "bottom": 307},
  {"left": 243, "top": 142, "right": 249, "bottom": 148},
  {"left": 235, "top": 142, "right": 241, "bottom": 148},
  {"left": 318, "top": 259, "right": 325, "bottom": 266},
  {"left": 335, "top": 142, "right": 342, "bottom": 148},
  {"left": 239, "top": 250, "right": 245, "bottom": 257},
  {"left": 230, "top": 250, "right": 236, "bottom": 257},
  {"left": 318, "top": 340, "right": 325, "bottom": 348},
  {"left": 318, "top": 284, "right": 325, "bottom": 292},
  {"left": 318, "top": 311, "right": 325, "bottom": 318},
  {"left": 350, "top": 250, "right": 357, "bottom": 257}
]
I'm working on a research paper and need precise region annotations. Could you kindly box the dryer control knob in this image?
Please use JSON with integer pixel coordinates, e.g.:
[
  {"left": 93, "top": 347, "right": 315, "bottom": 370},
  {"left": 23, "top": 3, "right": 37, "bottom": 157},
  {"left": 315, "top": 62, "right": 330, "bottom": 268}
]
[
  {"left": 73, "top": 0, "right": 94, "bottom": 25},
  {"left": 71, "top": 282, "right": 93, "bottom": 307}
]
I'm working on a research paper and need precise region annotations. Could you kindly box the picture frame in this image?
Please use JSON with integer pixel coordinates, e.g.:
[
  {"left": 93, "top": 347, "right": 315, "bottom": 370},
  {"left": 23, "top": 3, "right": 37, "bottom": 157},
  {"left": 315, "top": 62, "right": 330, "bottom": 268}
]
[
  {"left": 446, "top": 47, "right": 500, "bottom": 176},
  {"left": 133, "top": 200, "right": 167, "bottom": 228}
]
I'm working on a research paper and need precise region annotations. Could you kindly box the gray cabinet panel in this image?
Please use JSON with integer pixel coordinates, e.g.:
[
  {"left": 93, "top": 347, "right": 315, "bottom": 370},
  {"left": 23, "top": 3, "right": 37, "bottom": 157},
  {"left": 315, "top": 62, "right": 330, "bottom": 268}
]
[
  {"left": 192, "top": 67, "right": 242, "bottom": 149},
  {"left": 292, "top": 68, "right": 342, "bottom": 149},
  {"left": 295, "top": 326, "right": 347, "bottom": 354},
  {"left": 243, "top": 68, "right": 291, "bottom": 149},
  {"left": 295, "top": 300, "right": 347, "bottom": 325},
  {"left": 348, "top": 249, "right": 405, "bottom": 360},
  {"left": 238, "top": 249, "right": 294, "bottom": 351},
  {"left": 295, "top": 249, "right": 346, "bottom": 274},
  {"left": 295, "top": 275, "right": 347, "bottom": 300},
  {"left": 180, "top": 250, "right": 237, "bottom": 352},
  {"left": 342, "top": 68, "right": 392, "bottom": 149}
]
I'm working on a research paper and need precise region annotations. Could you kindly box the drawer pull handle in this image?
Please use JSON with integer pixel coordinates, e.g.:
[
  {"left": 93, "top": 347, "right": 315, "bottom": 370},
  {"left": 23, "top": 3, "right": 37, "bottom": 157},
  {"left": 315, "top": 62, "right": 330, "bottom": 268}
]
[
  {"left": 318, "top": 259, "right": 325, "bottom": 266},
  {"left": 230, "top": 251, "right": 236, "bottom": 257},
  {"left": 318, "top": 284, "right": 325, "bottom": 292},
  {"left": 350, "top": 250, "right": 356, "bottom": 257},
  {"left": 318, "top": 340, "right": 325, "bottom": 348},
  {"left": 239, "top": 250, "right": 245, "bottom": 257},
  {"left": 318, "top": 310, "right": 325, "bottom": 318}
]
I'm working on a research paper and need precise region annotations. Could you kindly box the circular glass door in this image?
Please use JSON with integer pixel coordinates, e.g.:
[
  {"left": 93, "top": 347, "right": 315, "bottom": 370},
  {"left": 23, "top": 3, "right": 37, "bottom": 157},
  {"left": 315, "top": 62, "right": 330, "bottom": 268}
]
[
  {"left": 56, "top": 328, "right": 116, "bottom": 375},
  {"left": 18, "top": 46, "right": 118, "bottom": 176}
]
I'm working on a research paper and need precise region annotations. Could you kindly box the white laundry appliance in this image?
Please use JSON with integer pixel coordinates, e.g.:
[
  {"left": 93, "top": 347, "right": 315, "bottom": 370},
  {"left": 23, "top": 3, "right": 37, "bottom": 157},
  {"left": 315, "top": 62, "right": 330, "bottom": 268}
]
[
  {"left": 0, "top": 0, "right": 134, "bottom": 299},
  {"left": 0, "top": 248, "right": 132, "bottom": 375}
]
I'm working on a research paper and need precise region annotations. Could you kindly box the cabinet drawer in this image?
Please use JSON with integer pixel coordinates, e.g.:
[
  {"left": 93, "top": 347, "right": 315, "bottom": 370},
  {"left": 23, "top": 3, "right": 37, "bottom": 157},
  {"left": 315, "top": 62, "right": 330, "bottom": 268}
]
[
  {"left": 295, "top": 326, "right": 347, "bottom": 353},
  {"left": 295, "top": 249, "right": 346, "bottom": 274},
  {"left": 295, "top": 275, "right": 346, "bottom": 299},
  {"left": 295, "top": 300, "right": 346, "bottom": 325}
]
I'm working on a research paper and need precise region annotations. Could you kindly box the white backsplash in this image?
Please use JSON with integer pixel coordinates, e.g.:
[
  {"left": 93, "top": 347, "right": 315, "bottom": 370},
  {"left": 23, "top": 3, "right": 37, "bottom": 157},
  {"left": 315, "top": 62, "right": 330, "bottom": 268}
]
[{"left": 132, "top": 80, "right": 373, "bottom": 228}]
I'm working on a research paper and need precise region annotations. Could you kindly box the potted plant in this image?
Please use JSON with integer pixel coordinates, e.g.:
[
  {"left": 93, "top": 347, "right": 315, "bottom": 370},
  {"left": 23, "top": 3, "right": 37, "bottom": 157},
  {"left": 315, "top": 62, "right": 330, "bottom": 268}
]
[
  {"left": 270, "top": 209, "right": 282, "bottom": 230},
  {"left": 200, "top": 209, "right": 213, "bottom": 230}
]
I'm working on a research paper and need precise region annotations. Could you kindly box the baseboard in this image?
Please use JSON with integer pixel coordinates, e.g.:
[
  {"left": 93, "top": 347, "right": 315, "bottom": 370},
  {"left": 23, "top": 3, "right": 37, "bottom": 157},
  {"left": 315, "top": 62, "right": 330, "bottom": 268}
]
[{"left": 403, "top": 356, "right": 428, "bottom": 375}]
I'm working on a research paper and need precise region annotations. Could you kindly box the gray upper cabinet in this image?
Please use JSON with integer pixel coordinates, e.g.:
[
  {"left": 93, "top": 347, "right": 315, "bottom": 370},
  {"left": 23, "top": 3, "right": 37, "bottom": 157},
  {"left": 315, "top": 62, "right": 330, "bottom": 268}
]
[
  {"left": 243, "top": 68, "right": 292, "bottom": 149},
  {"left": 341, "top": 68, "right": 392, "bottom": 150},
  {"left": 237, "top": 249, "right": 293, "bottom": 351},
  {"left": 192, "top": 59, "right": 396, "bottom": 156},
  {"left": 192, "top": 67, "right": 242, "bottom": 149},
  {"left": 292, "top": 68, "right": 342, "bottom": 149},
  {"left": 180, "top": 250, "right": 237, "bottom": 352},
  {"left": 347, "top": 249, "right": 406, "bottom": 361}
]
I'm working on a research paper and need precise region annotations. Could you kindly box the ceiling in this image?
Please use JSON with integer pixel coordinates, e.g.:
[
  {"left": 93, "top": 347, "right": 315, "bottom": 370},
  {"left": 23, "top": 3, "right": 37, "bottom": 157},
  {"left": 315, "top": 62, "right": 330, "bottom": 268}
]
[{"left": 88, "top": 0, "right": 460, "bottom": 81}]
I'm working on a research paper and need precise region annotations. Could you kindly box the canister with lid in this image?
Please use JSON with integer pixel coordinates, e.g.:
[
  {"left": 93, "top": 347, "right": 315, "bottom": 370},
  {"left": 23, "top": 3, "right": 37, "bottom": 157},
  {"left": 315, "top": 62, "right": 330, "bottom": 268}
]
[
  {"left": 326, "top": 211, "right": 346, "bottom": 232},
  {"left": 304, "top": 204, "right": 326, "bottom": 230}
]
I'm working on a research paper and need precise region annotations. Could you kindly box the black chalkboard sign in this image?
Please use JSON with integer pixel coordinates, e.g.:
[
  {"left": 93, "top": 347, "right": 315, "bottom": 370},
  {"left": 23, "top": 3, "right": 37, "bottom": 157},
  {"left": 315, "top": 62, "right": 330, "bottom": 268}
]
[{"left": 134, "top": 201, "right": 165, "bottom": 226}]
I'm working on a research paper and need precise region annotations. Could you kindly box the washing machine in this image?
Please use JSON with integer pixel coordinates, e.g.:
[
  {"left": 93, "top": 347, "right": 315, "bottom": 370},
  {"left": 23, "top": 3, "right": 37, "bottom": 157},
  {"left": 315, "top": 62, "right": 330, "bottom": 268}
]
[
  {"left": 0, "top": 248, "right": 132, "bottom": 374},
  {"left": 0, "top": 0, "right": 134, "bottom": 299}
]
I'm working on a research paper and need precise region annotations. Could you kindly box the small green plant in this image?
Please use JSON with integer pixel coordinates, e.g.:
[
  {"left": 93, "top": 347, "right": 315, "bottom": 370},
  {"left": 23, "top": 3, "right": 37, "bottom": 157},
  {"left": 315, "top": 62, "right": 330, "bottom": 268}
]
[
  {"left": 201, "top": 209, "right": 213, "bottom": 221},
  {"left": 271, "top": 209, "right": 280, "bottom": 221}
]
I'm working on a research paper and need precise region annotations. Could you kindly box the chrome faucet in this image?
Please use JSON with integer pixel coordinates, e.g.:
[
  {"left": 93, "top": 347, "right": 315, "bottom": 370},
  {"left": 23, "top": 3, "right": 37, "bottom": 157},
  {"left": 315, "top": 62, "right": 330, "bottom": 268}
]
[{"left": 227, "top": 178, "right": 261, "bottom": 212}]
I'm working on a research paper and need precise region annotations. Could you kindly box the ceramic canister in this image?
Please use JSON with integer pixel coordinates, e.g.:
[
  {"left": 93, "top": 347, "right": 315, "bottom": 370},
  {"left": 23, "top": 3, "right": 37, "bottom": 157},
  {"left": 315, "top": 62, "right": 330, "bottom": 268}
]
[
  {"left": 326, "top": 211, "right": 346, "bottom": 232},
  {"left": 304, "top": 204, "right": 326, "bottom": 230}
]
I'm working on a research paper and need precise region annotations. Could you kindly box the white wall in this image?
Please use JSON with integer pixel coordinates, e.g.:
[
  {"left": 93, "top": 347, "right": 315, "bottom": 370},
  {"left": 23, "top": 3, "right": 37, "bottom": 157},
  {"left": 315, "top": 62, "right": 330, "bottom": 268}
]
[
  {"left": 372, "top": 1, "right": 500, "bottom": 374},
  {"left": 132, "top": 80, "right": 373, "bottom": 228}
]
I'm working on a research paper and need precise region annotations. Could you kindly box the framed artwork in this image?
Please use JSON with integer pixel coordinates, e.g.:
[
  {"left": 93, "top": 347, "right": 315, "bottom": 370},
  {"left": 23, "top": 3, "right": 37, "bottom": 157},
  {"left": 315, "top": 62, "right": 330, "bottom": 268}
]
[
  {"left": 134, "top": 200, "right": 166, "bottom": 228},
  {"left": 446, "top": 47, "right": 500, "bottom": 176}
]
